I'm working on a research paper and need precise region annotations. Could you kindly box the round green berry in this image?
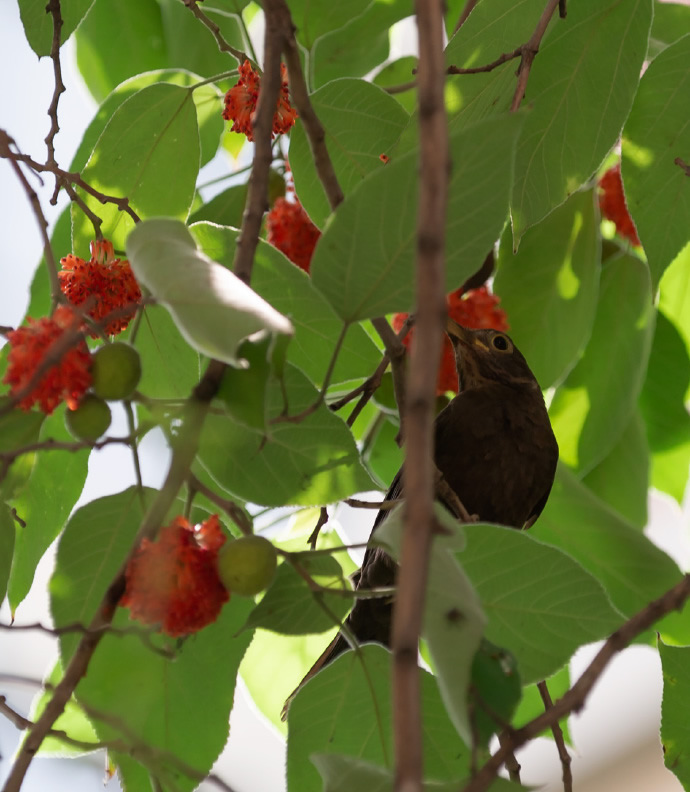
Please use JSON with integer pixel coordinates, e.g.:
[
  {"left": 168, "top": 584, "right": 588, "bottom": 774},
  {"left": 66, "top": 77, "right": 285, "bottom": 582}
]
[
  {"left": 217, "top": 535, "right": 277, "bottom": 597},
  {"left": 91, "top": 342, "right": 142, "bottom": 401},
  {"left": 65, "top": 395, "right": 111, "bottom": 441}
]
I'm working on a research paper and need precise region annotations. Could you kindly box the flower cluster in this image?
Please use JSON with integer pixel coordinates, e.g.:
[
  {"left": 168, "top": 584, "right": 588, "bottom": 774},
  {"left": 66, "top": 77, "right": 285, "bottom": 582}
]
[
  {"left": 2, "top": 305, "right": 92, "bottom": 414},
  {"left": 223, "top": 60, "right": 297, "bottom": 141},
  {"left": 121, "top": 514, "right": 230, "bottom": 637},
  {"left": 266, "top": 195, "right": 321, "bottom": 273},
  {"left": 393, "top": 286, "right": 509, "bottom": 395},
  {"left": 59, "top": 239, "right": 142, "bottom": 337},
  {"left": 598, "top": 164, "right": 640, "bottom": 246}
]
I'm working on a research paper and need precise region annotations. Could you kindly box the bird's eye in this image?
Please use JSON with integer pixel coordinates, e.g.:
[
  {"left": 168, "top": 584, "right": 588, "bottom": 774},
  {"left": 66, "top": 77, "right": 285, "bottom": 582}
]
[{"left": 492, "top": 334, "right": 510, "bottom": 352}]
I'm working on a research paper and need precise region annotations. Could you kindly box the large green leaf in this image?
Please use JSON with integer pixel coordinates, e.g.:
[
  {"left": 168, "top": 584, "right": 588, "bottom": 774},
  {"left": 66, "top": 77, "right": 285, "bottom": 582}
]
[
  {"left": 648, "top": 1, "right": 690, "bottom": 57},
  {"left": 638, "top": 311, "right": 690, "bottom": 504},
  {"left": 0, "top": 504, "right": 15, "bottom": 604},
  {"left": 660, "top": 640, "right": 690, "bottom": 790},
  {"left": 287, "top": 645, "right": 469, "bottom": 791},
  {"left": 290, "top": 79, "right": 409, "bottom": 228},
  {"left": 287, "top": 0, "right": 371, "bottom": 50},
  {"left": 511, "top": 0, "right": 652, "bottom": 240},
  {"left": 622, "top": 33, "right": 690, "bottom": 287},
  {"left": 8, "top": 409, "right": 89, "bottom": 613},
  {"left": 50, "top": 487, "right": 253, "bottom": 790},
  {"left": 18, "top": 0, "right": 94, "bottom": 56},
  {"left": 548, "top": 253, "right": 654, "bottom": 474},
  {"left": 72, "top": 70, "right": 223, "bottom": 173},
  {"left": 311, "top": 112, "right": 524, "bottom": 322},
  {"left": 75, "top": 0, "right": 166, "bottom": 103},
  {"left": 190, "top": 222, "right": 381, "bottom": 386},
  {"left": 460, "top": 522, "right": 621, "bottom": 684},
  {"left": 494, "top": 189, "right": 600, "bottom": 388},
  {"left": 582, "top": 409, "right": 649, "bottom": 528},
  {"left": 127, "top": 219, "right": 293, "bottom": 366},
  {"left": 533, "top": 464, "right": 682, "bottom": 618},
  {"left": 658, "top": 242, "right": 690, "bottom": 396},
  {"left": 197, "top": 364, "right": 374, "bottom": 506},
  {"left": 72, "top": 83, "right": 200, "bottom": 254}
]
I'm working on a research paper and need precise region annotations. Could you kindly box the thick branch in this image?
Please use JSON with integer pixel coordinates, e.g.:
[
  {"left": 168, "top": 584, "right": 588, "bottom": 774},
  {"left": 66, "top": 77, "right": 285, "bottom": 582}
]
[{"left": 391, "top": 1, "right": 449, "bottom": 791}]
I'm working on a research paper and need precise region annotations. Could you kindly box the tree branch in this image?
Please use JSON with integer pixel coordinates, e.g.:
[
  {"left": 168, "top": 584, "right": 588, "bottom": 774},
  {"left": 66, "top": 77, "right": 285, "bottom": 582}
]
[
  {"left": 391, "top": 0, "right": 449, "bottom": 790},
  {"left": 510, "top": 0, "right": 561, "bottom": 112},
  {"left": 182, "top": 0, "right": 251, "bottom": 65}
]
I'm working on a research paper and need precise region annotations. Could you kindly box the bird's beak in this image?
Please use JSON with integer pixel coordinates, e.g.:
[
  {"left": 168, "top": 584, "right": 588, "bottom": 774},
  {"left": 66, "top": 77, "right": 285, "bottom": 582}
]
[{"left": 446, "top": 317, "right": 470, "bottom": 345}]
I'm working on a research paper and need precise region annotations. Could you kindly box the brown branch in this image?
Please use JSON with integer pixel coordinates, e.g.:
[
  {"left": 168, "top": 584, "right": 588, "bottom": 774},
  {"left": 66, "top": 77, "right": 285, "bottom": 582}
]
[
  {"left": 497, "top": 733, "right": 521, "bottom": 783},
  {"left": 452, "top": 0, "right": 479, "bottom": 35},
  {"left": 510, "top": 0, "right": 561, "bottom": 112},
  {"left": 384, "top": 80, "right": 417, "bottom": 95},
  {"left": 391, "top": 0, "right": 449, "bottom": 790},
  {"left": 462, "top": 574, "right": 690, "bottom": 792},
  {"left": 186, "top": 472, "right": 252, "bottom": 535},
  {"left": 181, "top": 0, "right": 251, "bottom": 65},
  {"left": 675, "top": 157, "right": 690, "bottom": 177},
  {"left": 1, "top": 359, "right": 227, "bottom": 792},
  {"left": 537, "top": 680, "right": 572, "bottom": 792},
  {"left": 270, "top": 0, "right": 344, "bottom": 212},
  {"left": 44, "top": 0, "right": 65, "bottom": 179},
  {"left": 448, "top": 47, "right": 522, "bottom": 76},
  {"left": 371, "top": 316, "right": 409, "bottom": 442},
  {"left": 61, "top": 180, "right": 102, "bottom": 239},
  {"left": 307, "top": 506, "right": 329, "bottom": 549},
  {"left": 232, "top": 8, "right": 284, "bottom": 284}
]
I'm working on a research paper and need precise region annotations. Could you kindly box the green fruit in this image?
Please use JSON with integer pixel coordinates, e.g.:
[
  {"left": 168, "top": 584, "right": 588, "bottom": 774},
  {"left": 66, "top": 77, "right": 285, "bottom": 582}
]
[
  {"left": 65, "top": 395, "right": 111, "bottom": 441},
  {"left": 217, "top": 535, "right": 277, "bottom": 596},
  {"left": 91, "top": 342, "right": 142, "bottom": 401}
]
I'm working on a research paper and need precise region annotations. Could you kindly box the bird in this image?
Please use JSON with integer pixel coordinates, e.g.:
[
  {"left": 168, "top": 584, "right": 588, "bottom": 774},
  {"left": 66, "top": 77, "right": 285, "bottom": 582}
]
[{"left": 283, "top": 318, "right": 559, "bottom": 715}]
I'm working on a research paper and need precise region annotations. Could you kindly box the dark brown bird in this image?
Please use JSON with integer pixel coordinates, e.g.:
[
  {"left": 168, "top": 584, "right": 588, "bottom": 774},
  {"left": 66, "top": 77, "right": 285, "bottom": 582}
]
[{"left": 284, "top": 319, "right": 558, "bottom": 713}]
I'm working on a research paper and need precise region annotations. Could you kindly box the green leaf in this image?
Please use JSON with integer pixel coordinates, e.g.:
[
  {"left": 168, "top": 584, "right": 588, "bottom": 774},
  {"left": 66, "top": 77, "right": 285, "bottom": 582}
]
[
  {"left": 511, "top": 0, "right": 652, "bottom": 240},
  {"left": 372, "top": 57, "right": 419, "bottom": 115},
  {"left": 72, "top": 70, "right": 223, "bottom": 173},
  {"left": 659, "top": 243, "right": 690, "bottom": 377},
  {"left": 460, "top": 522, "right": 621, "bottom": 684},
  {"left": 469, "top": 640, "right": 522, "bottom": 748},
  {"left": 243, "top": 554, "right": 351, "bottom": 635},
  {"left": 311, "top": 112, "right": 524, "bottom": 322},
  {"left": 197, "top": 364, "right": 374, "bottom": 505},
  {"left": 287, "top": 0, "right": 371, "bottom": 49},
  {"left": 216, "top": 335, "right": 271, "bottom": 431},
  {"left": 311, "top": 754, "right": 520, "bottom": 792},
  {"left": 649, "top": 1, "right": 690, "bottom": 57},
  {"left": 311, "top": 0, "right": 411, "bottom": 89},
  {"left": 72, "top": 83, "right": 200, "bottom": 254},
  {"left": 582, "top": 409, "right": 649, "bottom": 528},
  {"left": 290, "top": 79, "right": 409, "bottom": 228},
  {"left": 0, "top": 408, "right": 44, "bottom": 452},
  {"left": 494, "top": 189, "right": 601, "bottom": 388},
  {"left": 50, "top": 487, "right": 253, "bottom": 790},
  {"left": 533, "top": 464, "right": 682, "bottom": 618},
  {"left": 376, "top": 507, "right": 485, "bottom": 745},
  {"left": 638, "top": 311, "right": 690, "bottom": 503},
  {"left": 127, "top": 219, "right": 293, "bottom": 366},
  {"left": 287, "top": 645, "right": 469, "bottom": 790},
  {"left": 364, "top": 415, "right": 404, "bottom": 488},
  {"left": 189, "top": 183, "right": 248, "bottom": 227},
  {"left": 0, "top": 504, "right": 15, "bottom": 604},
  {"left": 18, "top": 0, "right": 94, "bottom": 56},
  {"left": 8, "top": 409, "right": 89, "bottom": 613},
  {"left": 190, "top": 222, "right": 381, "bottom": 386},
  {"left": 622, "top": 33, "right": 690, "bottom": 287},
  {"left": 548, "top": 253, "right": 654, "bottom": 474},
  {"left": 74, "top": 0, "right": 166, "bottom": 103},
  {"left": 660, "top": 640, "right": 690, "bottom": 789}
]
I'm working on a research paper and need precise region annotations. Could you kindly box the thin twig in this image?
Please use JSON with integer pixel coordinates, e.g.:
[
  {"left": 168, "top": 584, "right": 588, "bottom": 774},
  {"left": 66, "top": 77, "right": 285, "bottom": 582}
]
[
  {"left": 307, "top": 506, "right": 329, "bottom": 549},
  {"left": 182, "top": 0, "right": 251, "bottom": 65},
  {"left": 448, "top": 48, "right": 522, "bottom": 76},
  {"left": 537, "top": 680, "right": 572, "bottom": 792},
  {"left": 270, "top": 0, "right": 344, "bottom": 212},
  {"left": 510, "top": 0, "right": 561, "bottom": 112},
  {"left": 232, "top": 9, "right": 283, "bottom": 284},
  {"left": 391, "top": 0, "right": 449, "bottom": 789},
  {"left": 61, "top": 180, "right": 103, "bottom": 239},
  {"left": 462, "top": 574, "right": 690, "bottom": 792},
  {"left": 1, "top": 360, "right": 227, "bottom": 792},
  {"left": 371, "top": 316, "right": 409, "bottom": 443},
  {"left": 44, "top": 0, "right": 65, "bottom": 178},
  {"left": 452, "top": 0, "right": 479, "bottom": 35},
  {"left": 497, "top": 733, "right": 521, "bottom": 783},
  {"left": 187, "top": 472, "right": 252, "bottom": 535},
  {"left": 384, "top": 80, "right": 417, "bottom": 95},
  {"left": 675, "top": 157, "right": 690, "bottom": 177}
]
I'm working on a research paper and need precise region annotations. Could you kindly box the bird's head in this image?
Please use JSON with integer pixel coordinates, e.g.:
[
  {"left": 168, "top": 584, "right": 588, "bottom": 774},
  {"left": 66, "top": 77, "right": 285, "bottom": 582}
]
[{"left": 445, "top": 318, "right": 540, "bottom": 392}]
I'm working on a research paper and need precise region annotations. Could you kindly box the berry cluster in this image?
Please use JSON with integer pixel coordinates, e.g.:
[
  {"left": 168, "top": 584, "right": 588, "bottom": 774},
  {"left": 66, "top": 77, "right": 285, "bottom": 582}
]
[
  {"left": 393, "top": 286, "right": 509, "bottom": 395},
  {"left": 598, "top": 164, "right": 640, "bottom": 246},
  {"left": 266, "top": 194, "right": 321, "bottom": 273},
  {"left": 223, "top": 60, "right": 297, "bottom": 141}
]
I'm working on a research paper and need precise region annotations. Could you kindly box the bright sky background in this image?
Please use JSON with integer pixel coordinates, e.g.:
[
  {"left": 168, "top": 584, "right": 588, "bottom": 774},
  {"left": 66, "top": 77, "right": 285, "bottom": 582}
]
[{"left": 1, "top": 2, "right": 689, "bottom": 791}]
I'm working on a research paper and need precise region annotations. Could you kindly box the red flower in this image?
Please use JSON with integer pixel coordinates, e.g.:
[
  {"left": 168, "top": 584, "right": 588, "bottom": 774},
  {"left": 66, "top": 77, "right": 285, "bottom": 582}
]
[
  {"left": 3, "top": 305, "right": 92, "bottom": 414},
  {"left": 59, "top": 239, "right": 142, "bottom": 337},
  {"left": 266, "top": 196, "right": 321, "bottom": 273},
  {"left": 598, "top": 164, "right": 641, "bottom": 246},
  {"left": 392, "top": 286, "right": 509, "bottom": 395},
  {"left": 223, "top": 60, "right": 297, "bottom": 141},
  {"left": 121, "top": 515, "right": 230, "bottom": 637}
]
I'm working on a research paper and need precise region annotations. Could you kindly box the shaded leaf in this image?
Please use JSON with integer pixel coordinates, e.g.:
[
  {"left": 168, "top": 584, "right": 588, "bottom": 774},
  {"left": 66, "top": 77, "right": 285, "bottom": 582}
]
[
  {"left": 622, "top": 33, "right": 690, "bottom": 286},
  {"left": 127, "top": 218, "right": 293, "bottom": 366},
  {"left": 648, "top": 1, "right": 690, "bottom": 57},
  {"left": 660, "top": 640, "right": 690, "bottom": 789},
  {"left": 189, "top": 183, "right": 248, "bottom": 227},
  {"left": 495, "top": 189, "right": 601, "bottom": 388},
  {"left": 548, "top": 253, "right": 654, "bottom": 474},
  {"left": 372, "top": 57, "right": 419, "bottom": 115},
  {"left": 288, "top": 0, "right": 371, "bottom": 49},
  {"left": 469, "top": 640, "right": 521, "bottom": 748},
  {"left": 216, "top": 335, "right": 272, "bottom": 431}
]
